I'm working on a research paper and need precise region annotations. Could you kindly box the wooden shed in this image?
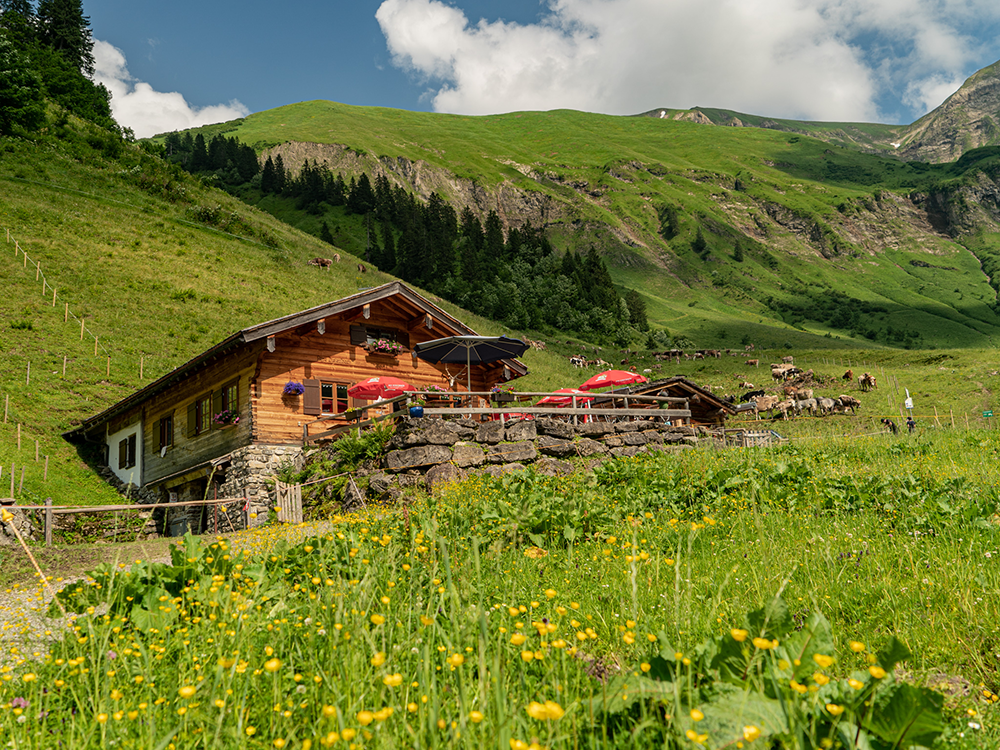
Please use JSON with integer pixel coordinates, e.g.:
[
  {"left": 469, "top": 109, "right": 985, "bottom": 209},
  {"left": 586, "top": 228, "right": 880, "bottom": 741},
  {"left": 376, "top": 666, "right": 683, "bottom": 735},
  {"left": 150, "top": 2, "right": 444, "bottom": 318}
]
[
  {"left": 64, "top": 282, "right": 527, "bottom": 530},
  {"left": 618, "top": 376, "right": 736, "bottom": 426}
]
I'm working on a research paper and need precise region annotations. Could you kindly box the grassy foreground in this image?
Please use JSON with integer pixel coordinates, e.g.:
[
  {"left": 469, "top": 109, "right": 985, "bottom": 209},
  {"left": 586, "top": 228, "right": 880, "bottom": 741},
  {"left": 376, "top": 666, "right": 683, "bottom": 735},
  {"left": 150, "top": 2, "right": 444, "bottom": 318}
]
[{"left": 0, "top": 429, "right": 998, "bottom": 748}]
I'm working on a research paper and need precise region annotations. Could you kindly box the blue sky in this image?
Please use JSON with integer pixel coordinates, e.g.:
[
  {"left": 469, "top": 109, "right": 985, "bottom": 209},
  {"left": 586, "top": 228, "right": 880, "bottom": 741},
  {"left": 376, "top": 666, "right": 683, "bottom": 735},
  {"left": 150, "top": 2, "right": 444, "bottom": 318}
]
[{"left": 88, "top": 0, "right": 1000, "bottom": 138}]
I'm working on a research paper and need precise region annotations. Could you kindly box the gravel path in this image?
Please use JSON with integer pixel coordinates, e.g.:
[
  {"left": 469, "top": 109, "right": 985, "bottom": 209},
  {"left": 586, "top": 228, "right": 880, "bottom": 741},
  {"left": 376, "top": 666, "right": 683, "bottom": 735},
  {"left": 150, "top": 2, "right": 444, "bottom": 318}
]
[{"left": 0, "top": 519, "right": 338, "bottom": 661}]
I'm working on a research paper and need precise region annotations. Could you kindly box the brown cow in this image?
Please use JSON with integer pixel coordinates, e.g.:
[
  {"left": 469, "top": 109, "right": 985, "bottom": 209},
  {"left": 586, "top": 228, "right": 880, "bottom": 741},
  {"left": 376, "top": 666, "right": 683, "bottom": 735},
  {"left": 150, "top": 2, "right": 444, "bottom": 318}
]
[
  {"left": 843, "top": 369, "right": 854, "bottom": 381},
  {"left": 745, "top": 359, "right": 759, "bottom": 367}
]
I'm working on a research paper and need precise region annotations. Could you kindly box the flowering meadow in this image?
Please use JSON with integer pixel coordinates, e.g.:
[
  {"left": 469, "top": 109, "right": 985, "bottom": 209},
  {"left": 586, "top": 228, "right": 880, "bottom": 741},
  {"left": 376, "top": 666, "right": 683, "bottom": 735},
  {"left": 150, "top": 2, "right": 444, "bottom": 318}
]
[{"left": 1, "top": 430, "right": 999, "bottom": 748}]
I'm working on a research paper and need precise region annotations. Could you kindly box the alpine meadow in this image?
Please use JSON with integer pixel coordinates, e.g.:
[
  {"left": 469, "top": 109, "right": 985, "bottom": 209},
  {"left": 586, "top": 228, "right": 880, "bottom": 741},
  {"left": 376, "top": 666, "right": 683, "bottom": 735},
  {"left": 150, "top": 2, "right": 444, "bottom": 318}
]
[{"left": 2, "top": 2, "right": 1000, "bottom": 748}]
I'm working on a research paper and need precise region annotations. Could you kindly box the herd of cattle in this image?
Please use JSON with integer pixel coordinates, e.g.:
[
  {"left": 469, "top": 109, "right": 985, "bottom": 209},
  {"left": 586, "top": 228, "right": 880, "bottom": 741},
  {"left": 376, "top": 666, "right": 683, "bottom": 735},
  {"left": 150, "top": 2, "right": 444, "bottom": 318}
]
[{"left": 738, "top": 362, "right": 873, "bottom": 420}]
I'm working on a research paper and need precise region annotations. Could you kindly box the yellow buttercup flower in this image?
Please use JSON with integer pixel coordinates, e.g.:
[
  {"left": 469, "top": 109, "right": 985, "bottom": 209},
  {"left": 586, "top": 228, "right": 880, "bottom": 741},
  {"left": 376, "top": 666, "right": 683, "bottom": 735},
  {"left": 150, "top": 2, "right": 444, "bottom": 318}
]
[
  {"left": 371, "top": 652, "right": 386, "bottom": 667},
  {"left": 752, "top": 637, "right": 777, "bottom": 650},
  {"left": 383, "top": 673, "right": 403, "bottom": 687},
  {"left": 690, "top": 709, "right": 704, "bottom": 722},
  {"left": 178, "top": 685, "right": 196, "bottom": 699},
  {"left": 730, "top": 628, "right": 749, "bottom": 642},
  {"left": 511, "top": 633, "right": 527, "bottom": 646},
  {"left": 826, "top": 704, "right": 845, "bottom": 716},
  {"left": 469, "top": 710, "right": 484, "bottom": 723},
  {"left": 357, "top": 710, "right": 374, "bottom": 726},
  {"left": 370, "top": 614, "right": 385, "bottom": 626},
  {"left": 813, "top": 653, "right": 834, "bottom": 668},
  {"left": 743, "top": 725, "right": 761, "bottom": 742},
  {"left": 526, "top": 700, "right": 564, "bottom": 720},
  {"left": 849, "top": 641, "right": 866, "bottom": 653},
  {"left": 869, "top": 665, "right": 887, "bottom": 679},
  {"left": 686, "top": 729, "right": 708, "bottom": 744},
  {"left": 849, "top": 678, "right": 865, "bottom": 690}
]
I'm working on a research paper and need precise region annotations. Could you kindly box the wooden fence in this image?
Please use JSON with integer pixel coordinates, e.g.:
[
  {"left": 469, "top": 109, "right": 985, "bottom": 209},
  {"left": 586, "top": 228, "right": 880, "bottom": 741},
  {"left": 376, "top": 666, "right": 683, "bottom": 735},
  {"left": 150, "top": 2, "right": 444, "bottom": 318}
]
[
  {"left": 8, "top": 496, "right": 248, "bottom": 546},
  {"left": 302, "top": 390, "right": 691, "bottom": 445}
]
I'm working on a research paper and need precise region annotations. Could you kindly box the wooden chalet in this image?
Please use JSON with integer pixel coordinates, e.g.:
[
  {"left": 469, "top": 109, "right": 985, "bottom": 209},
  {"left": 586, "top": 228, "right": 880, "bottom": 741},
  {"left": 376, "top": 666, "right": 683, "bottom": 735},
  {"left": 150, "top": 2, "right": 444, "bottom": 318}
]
[
  {"left": 64, "top": 282, "right": 527, "bottom": 530},
  {"left": 615, "top": 376, "right": 736, "bottom": 426}
]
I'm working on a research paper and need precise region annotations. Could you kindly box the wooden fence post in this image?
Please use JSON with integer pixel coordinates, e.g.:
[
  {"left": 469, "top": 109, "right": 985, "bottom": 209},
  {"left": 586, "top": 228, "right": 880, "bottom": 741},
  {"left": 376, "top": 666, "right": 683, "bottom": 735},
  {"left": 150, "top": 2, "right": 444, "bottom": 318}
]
[
  {"left": 80, "top": 316, "right": 84, "bottom": 340},
  {"left": 3, "top": 394, "right": 7, "bottom": 423},
  {"left": 45, "top": 498, "right": 52, "bottom": 547},
  {"left": 25, "top": 361, "right": 29, "bottom": 386}
]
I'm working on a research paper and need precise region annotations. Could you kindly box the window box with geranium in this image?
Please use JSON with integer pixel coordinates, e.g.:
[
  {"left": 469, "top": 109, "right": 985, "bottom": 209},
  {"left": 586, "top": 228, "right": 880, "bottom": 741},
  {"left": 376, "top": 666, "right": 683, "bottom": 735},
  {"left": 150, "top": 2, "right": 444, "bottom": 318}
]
[
  {"left": 365, "top": 338, "right": 405, "bottom": 356},
  {"left": 213, "top": 409, "right": 240, "bottom": 427}
]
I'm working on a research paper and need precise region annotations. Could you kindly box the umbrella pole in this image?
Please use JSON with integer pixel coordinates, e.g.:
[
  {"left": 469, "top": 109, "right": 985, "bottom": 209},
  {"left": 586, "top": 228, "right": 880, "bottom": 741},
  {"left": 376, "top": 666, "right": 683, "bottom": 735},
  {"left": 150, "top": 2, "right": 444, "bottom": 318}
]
[{"left": 466, "top": 346, "right": 472, "bottom": 417}]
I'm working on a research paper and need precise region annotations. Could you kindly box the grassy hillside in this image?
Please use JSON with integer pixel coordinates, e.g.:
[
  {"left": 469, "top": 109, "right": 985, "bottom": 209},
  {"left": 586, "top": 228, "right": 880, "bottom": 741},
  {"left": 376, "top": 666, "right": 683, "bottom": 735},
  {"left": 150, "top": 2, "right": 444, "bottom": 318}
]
[
  {"left": 0, "top": 123, "right": 565, "bottom": 506},
  {"left": 4, "top": 107, "right": 1000, "bottom": 507},
  {"left": 169, "top": 102, "right": 1000, "bottom": 349}
]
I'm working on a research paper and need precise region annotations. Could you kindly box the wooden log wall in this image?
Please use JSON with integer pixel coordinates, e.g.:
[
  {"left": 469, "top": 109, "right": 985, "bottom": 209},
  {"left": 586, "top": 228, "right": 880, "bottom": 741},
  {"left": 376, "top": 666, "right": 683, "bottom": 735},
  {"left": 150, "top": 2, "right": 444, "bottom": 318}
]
[
  {"left": 141, "top": 346, "right": 262, "bottom": 487},
  {"left": 252, "top": 311, "right": 501, "bottom": 445}
]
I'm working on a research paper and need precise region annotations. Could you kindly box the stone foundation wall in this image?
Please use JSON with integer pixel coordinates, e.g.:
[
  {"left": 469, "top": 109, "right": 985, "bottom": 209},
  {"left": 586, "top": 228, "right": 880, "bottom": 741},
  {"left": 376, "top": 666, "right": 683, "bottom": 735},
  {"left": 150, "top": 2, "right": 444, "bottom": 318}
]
[
  {"left": 217, "top": 445, "right": 305, "bottom": 528},
  {"left": 368, "top": 416, "right": 720, "bottom": 499}
]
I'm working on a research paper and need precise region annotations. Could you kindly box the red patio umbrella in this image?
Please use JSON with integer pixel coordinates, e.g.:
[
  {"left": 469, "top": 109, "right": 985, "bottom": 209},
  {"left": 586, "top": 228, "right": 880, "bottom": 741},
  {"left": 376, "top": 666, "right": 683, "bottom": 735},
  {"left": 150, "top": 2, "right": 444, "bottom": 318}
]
[
  {"left": 578, "top": 370, "right": 648, "bottom": 391},
  {"left": 347, "top": 376, "right": 413, "bottom": 400},
  {"left": 536, "top": 388, "right": 595, "bottom": 406}
]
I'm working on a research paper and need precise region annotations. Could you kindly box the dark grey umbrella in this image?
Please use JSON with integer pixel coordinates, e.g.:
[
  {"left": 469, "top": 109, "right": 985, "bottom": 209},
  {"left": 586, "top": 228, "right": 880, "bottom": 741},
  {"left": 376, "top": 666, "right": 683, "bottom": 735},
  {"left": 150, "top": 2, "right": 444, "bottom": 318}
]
[{"left": 412, "top": 335, "right": 529, "bottom": 392}]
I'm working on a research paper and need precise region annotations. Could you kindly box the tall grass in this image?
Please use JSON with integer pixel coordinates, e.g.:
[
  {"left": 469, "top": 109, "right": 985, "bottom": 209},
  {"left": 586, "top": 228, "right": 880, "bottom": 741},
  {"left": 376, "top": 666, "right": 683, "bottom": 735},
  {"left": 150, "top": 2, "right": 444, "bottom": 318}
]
[{"left": 1, "top": 430, "right": 997, "bottom": 747}]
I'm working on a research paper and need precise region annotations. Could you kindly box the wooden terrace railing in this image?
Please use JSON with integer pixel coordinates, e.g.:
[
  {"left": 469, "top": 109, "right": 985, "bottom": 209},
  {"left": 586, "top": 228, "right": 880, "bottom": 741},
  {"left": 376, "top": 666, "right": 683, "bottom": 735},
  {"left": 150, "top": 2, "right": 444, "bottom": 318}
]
[{"left": 302, "top": 390, "right": 691, "bottom": 445}]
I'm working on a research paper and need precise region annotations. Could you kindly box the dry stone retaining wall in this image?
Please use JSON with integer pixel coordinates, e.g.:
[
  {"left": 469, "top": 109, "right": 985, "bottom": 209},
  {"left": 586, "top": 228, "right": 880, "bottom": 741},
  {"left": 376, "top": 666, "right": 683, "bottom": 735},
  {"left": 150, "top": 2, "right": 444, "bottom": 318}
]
[{"left": 370, "top": 416, "right": 720, "bottom": 498}]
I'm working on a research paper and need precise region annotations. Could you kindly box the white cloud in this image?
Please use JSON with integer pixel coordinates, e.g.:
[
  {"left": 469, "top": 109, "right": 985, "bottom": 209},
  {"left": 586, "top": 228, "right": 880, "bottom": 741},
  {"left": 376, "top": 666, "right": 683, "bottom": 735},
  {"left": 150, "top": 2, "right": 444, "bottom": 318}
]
[
  {"left": 91, "top": 41, "right": 249, "bottom": 139},
  {"left": 376, "top": 0, "right": 1000, "bottom": 123}
]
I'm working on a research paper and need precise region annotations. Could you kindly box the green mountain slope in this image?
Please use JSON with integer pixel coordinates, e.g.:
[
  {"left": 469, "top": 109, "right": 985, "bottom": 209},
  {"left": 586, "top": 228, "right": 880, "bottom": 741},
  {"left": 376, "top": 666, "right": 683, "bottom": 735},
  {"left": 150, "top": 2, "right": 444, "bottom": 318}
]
[
  {"left": 0, "top": 123, "right": 546, "bottom": 506},
  {"left": 167, "top": 99, "right": 1000, "bottom": 349}
]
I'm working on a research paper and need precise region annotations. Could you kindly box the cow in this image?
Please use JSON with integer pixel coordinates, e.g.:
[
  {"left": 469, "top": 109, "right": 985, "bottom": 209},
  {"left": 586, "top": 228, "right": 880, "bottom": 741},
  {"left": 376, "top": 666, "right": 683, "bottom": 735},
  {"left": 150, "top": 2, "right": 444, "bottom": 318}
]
[
  {"left": 738, "top": 381, "right": 754, "bottom": 389},
  {"left": 843, "top": 369, "right": 854, "bottom": 382},
  {"left": 795, "top": 398, "right": 817, "bottom": 416},
  {"left": 309, "top": 257, "right": 334, "bottom": 268},
  {"left": 796, "top": 388, "right": 813, "bottom": 400},
  {"left": 569, "top": 355, "right": 587, "bottom": 368},
  {"left": 745, "top": 344, "right": 755, "bottom": 352},
  {"left": 858, "top": 373, "right": 877, "bottom": 392},
  {"left": 837, "top": 395, "right": 861, "bottom": 414},
  {"left": 775, "top": 398, "right": 796, "bottom": 419},
  {"left": 745, "top": 359, "right": 759, "bottom": 367},
  {"left": 357, "top": 262, "right": 367, "bottom": 273},
  {"left": 816, "top": 397, "right": 837, "bottom": 415},
  {"left": 752, "top": 395, "right": 779, "bottom": 420},
  {"left": 782, "top": 355, "right": 795, "bottom": 364}
]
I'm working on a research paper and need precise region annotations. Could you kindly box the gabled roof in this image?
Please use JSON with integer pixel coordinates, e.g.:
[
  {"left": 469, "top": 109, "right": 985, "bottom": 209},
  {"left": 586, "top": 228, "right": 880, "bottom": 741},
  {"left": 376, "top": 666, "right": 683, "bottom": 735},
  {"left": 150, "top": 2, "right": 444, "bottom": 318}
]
[
  {"left": 64, "top": 282, "right": 528, "bottom": 440},
  {"left": 619, "top": 376, "right": 738, "bottom": 414}
]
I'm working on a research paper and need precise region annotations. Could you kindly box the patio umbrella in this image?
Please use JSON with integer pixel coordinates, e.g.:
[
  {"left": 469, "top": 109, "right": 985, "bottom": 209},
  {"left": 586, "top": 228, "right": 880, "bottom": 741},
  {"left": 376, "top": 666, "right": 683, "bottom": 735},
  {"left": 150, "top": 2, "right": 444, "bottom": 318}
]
[
  {"left": 412, "top": 335, "right": 529, "bottom": 392},
  {"left": 536, "top": 388, "right": 594, "bottom": 406},
  {"left": 347, "top": 375, "right": 413, "bottom": 400},
  {"left": 578, "top": 369, "right": 648, "bottom": 391}
]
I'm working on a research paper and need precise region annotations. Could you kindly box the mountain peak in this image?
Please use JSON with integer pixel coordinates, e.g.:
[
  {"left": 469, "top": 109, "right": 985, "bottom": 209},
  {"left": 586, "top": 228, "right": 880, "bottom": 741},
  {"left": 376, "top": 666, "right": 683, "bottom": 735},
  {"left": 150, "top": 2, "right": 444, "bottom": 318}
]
[{"left": 897, "top": 59, "right": 1000, "bottom": 162}]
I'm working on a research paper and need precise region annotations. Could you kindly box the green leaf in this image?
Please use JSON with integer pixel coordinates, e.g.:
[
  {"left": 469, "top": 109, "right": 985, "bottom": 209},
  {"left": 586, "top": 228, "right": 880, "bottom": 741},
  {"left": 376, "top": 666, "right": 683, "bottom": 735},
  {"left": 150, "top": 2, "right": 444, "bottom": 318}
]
[
  {"left": 701, "top": 683, "right": 789, "bottom": 746},
  {"left": 875, "top": 637, "right": 912, "bottom": 674},
  {"left": 778, "top": 610, "right": 835, "bottom": 680},
  {"left": 747, "top": 596, "right": 795, "bottom": 639},
  {"left": 586, "top": 674, "right": 676, "bottom": 715},
  {"left": 867, "top": 682, "right": 944, "bottom": 748}
]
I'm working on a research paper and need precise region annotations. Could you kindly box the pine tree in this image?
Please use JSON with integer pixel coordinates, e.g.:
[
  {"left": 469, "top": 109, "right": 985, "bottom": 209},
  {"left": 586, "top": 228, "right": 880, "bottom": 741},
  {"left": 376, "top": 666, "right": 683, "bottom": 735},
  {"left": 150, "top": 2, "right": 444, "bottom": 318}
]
[
  {"left": 319, "top": 220, "right": 335, "bottom": 246},
  {"left": 274, "top": 154, "right": 287, "bottom": 194},
  {"left": 347, "top": 172, "right": 375, "bottom": 215},
  {"left": 0, "top": 29, "right": 45, "bottom": 135},
  {"left": 191, "top": 134, "right": 209, "bottom": 171},
  {"left": 379, "top": 220, "right": 396, "bottom": 271},
  {"left": 260, "top": 156, "right": 276, "bottom": 194},
  {"left": 0, "top": 0, "right": 36, "bottom": 47},
  {"left": 36, "top": 0, "right": 94, "bottom": 74}
]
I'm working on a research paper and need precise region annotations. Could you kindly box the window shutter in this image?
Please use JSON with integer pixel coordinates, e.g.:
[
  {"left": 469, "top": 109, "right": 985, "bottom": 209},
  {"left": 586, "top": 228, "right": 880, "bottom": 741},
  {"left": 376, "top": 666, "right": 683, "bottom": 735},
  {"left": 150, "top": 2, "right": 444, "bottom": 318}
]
[
  {"left": 118, "top": 439, "right": 128, "bottom": 469},
  {"left": 154, "top": 418, "right": 162, "bottom": 449},
  {"left": 349, "top": 324, "right": 367, "bottom": 347},
  {"left": 303, "top": 379, "right": 321, "bottom": 415},
  {"left": 186, "top": 402, "right": 197, "bottom": 438},
  {"left": 128, "top": 434, "right": 137, "bottom": 468}
]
